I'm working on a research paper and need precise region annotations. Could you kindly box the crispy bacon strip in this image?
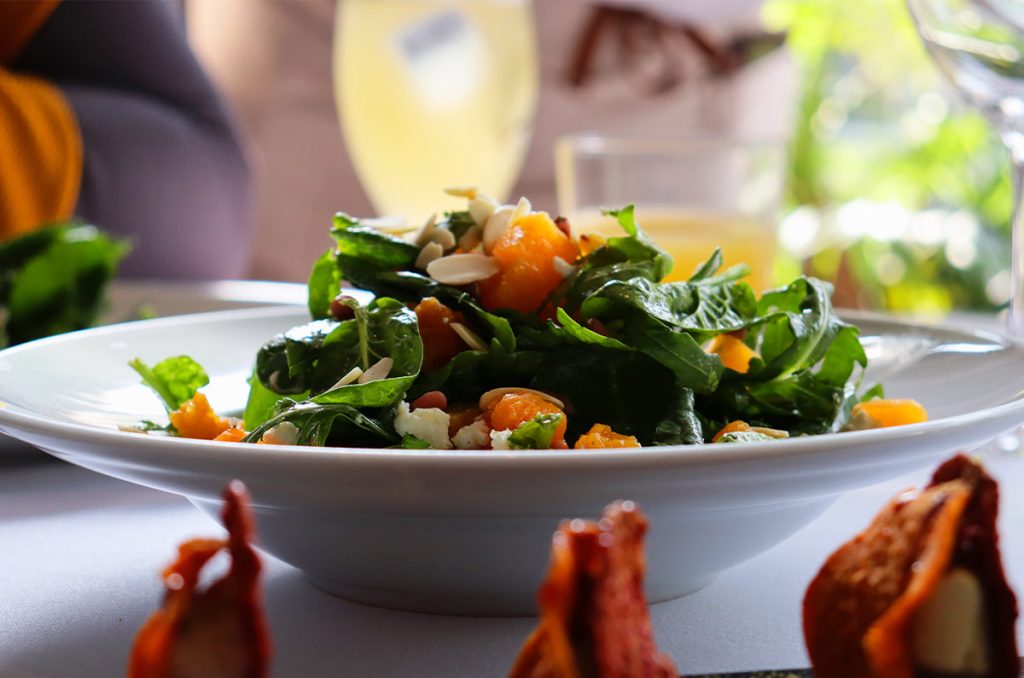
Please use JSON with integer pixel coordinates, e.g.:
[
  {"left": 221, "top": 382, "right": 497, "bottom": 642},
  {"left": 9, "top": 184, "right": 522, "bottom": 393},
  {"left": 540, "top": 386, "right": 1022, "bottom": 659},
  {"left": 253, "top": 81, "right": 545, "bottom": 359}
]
[
  {"left": 510, "top": 501, "right": 677, "bottom": 678},
  {"left": 129, "top": 481, "right": 271, "bottom": 678},
  {"left": 803, "top": 454, "right": 1019, "bottom": 678}
]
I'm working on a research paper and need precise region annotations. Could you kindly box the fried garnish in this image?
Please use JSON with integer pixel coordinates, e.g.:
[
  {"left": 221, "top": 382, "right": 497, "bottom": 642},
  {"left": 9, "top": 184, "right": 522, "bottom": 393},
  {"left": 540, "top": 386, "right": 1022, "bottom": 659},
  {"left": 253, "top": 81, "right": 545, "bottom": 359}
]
[
  {"left": 510, "top": 501, "right": 677, "bottom": 678},
  {"left": 129, "top": 481, "right": 271, "bottom": 678},
  {"left": 803, "top": 454, "right": 1019, "bottom": 678}
]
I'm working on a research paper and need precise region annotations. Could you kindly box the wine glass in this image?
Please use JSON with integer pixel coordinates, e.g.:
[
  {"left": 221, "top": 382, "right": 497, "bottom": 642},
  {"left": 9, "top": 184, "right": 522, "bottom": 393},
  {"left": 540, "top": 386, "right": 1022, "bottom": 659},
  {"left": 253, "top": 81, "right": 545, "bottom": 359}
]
[
  {"left": 908, "top": 0, "right": 1024, "bottom": 333},
  {"left": 333, "top": 0, "right": 539, "bottom": 224}
]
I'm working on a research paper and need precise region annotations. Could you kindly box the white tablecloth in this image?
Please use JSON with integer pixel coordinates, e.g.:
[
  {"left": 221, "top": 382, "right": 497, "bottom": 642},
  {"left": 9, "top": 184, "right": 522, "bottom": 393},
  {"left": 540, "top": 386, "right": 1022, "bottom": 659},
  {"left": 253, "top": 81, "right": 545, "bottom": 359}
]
[{"left": 1, "top": 443, "right": 1021, "bottom": 677}]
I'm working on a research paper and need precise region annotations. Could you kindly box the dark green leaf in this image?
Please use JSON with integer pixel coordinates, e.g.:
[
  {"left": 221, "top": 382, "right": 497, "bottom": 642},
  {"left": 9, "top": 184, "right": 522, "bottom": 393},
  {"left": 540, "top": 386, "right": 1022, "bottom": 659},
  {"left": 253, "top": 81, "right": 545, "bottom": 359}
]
[
  {"left": 652, "top": 388, "right": 704, "bottom": 445},
  {"left": 307, "top": 248, "right": 342, "bottom": 319},
  {"left": 399, "top": 434, "right": 432, "bottom": 449},
  {"left": 331, "top": 213, "right": 420, "bottom": 270},
  {"left": 2, "top": 224, "right": 128, "bottom": 346}
]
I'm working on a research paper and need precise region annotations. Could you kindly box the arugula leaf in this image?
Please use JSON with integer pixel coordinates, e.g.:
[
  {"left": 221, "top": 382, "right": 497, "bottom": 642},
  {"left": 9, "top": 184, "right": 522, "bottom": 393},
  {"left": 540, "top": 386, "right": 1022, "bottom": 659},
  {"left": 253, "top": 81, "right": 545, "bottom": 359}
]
[
  {"left": 601, "top": 205, "right": 674, "bottom": 281},
  {"left": 1, "top": 224, "right": 128, "bottom": 346},
  {"left": 620, "top": 313, "right": 724, "bottom": 394},
  {"left": 508, "top": 413, "right": 564, "bottom": 449},
  {"left": 244, "top": 399, "right": 397, "bottom": 447},
  {"left": 130, "top": 355, "right": 209, "bottom": 412}
]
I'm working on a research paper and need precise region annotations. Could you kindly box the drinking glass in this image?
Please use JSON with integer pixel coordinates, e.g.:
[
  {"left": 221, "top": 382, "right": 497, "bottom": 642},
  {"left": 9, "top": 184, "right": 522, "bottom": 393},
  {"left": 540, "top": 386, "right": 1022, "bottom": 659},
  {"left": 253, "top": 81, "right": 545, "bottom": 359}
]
[
  {"left": 334, "top": 0, "right": 539, "bottom": 223},
  {"left": 555, "top": 135, "right": 786, "bottom": 290},
  {"left": 908, "top": 0, "right": 1024, "bottom": 333}
]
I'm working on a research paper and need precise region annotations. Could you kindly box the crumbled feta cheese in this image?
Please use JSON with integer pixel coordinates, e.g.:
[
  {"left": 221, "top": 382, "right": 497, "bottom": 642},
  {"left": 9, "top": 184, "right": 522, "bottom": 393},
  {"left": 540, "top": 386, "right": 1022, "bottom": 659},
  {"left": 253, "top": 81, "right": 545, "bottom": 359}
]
[
  {"left": 262, "top": 421, "right": 299, "bottom": 445},
  {"left": 453, "top": 418, "right": 490, "bottom": 449},
  {"left": 489, "top": 428, "right": 513, "bottom": 450},
  {"left": 394, "top": 401, "right": 452, "bottom": 449}
]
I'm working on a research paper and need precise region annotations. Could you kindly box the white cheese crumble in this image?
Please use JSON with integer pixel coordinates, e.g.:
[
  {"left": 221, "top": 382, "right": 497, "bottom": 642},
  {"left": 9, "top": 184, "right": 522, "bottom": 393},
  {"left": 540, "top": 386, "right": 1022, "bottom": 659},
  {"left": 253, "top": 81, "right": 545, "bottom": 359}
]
[
  {"left": 489, "top": 428, "right": 513, "bottom": 450},
  {"left": 262, "top": 421, "right": 299, "bottom": 445},
  {"left": 453, "top": 418, "right": 490, "bottom": 449},
  {"left": 394, "top": 401, "right": 452, "bottom": 449}
]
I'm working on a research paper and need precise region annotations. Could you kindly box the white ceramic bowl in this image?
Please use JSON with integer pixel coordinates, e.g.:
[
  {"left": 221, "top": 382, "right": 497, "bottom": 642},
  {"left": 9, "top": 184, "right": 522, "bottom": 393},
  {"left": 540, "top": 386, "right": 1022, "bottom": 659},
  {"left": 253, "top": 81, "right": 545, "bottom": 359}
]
[{"left": 1, "top": 308, "right": 1023, "bottom": 615}]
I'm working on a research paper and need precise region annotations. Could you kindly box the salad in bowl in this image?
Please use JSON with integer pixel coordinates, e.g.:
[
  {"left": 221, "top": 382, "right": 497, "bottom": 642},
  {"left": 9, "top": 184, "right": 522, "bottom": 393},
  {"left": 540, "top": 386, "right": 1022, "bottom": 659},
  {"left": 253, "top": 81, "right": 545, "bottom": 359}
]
[{"left": 129, "top": 189, "right": 923, "bottom": 450}]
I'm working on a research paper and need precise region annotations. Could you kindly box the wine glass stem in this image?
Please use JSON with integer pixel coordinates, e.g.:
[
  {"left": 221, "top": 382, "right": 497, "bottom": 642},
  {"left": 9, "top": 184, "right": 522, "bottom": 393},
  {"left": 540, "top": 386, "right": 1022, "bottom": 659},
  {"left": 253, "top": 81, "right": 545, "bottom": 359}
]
[{"left": 1012, "top": 157, "right": 1024, "bottom": 335}]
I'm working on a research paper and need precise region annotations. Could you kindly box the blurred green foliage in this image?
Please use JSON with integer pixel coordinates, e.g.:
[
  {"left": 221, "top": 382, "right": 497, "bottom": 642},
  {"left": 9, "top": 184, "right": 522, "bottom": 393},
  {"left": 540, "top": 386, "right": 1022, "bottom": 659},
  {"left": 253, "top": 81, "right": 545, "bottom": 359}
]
[{"left": 764, "top": 0, "right": 1013, "bottom": 312}]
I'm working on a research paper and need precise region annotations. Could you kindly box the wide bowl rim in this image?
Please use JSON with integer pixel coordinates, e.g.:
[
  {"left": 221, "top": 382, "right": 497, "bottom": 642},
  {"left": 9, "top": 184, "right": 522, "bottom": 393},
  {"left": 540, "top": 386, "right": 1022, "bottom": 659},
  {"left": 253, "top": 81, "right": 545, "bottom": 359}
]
[{"left": 0, "top": 306, "right": 1022, "bottom": 472}]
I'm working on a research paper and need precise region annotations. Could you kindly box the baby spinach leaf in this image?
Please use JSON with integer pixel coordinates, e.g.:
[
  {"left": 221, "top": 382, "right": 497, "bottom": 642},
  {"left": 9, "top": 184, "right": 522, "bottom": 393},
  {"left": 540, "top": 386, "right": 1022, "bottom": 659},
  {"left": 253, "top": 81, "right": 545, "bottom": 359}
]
[
  {"left": 409, "top": 349, "right": 544, "bottom": 401},
  {"left": 550, "top": 308, "right": 630, "bottom": 350},
  {"left": 509, "top": 413, "right": 564, "bottom": 449},
  {"left": 243, "top": 371, "right": 296, "bottom": 430},
  {"left": 307, "top": 248, "right": 342, "bottom": 319},
  {"left": 331, "top": 213, "right": 420, "bottom": 270},
  {"left": 255, "top": 319, "right": 340, "bottom": 395},
  {"left": 130, "top": 355, "right": 209, "bottom": 412},
  {"left": 652, "top": 388, "right": 704, "bottom": 446}
]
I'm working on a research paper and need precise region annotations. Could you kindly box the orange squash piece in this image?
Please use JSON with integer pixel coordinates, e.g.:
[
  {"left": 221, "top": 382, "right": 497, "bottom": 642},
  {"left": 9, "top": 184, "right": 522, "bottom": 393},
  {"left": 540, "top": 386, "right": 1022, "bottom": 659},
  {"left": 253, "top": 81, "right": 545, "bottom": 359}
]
[
  {"left": 169, "top": 392, "right": 234, "bottom": 440},
  {"left": 479, "top": 212, "right": 580, "bottom": 314},
  {"left": 574, "top": 423, "right": 640, "bottom": 449},
  {"left": 414, "top": 297, "right": 467, "bottom": 373},
  {"left": 851, "top": 399, "right": 928, "bottom": 428},
  {"left": 485, "top": 391, "right": 568, "bottom": 449},
  {"left": 707, "top": 333, "right": 757, "bottom": 374},
  {"left": 213, "top": 427, "right": 247, "bottom": 443}
]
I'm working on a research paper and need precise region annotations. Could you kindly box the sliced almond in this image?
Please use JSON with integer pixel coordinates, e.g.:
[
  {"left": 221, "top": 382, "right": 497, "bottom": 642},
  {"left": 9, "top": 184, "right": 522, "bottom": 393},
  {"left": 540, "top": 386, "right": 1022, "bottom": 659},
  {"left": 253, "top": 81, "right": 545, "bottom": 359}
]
[
  {"left": 429, "top": 227, "right": 456, "bottom": 250},
  {"left": 412, "top": 213, "right": 439, "bottom": 247},
  {"left": 426, "top": 253, "right": 500, "bottom": 285},
  {"left": 479, "top": 387, "right": 564, "bottom": 411},
  {"left": 552, "top": 256, "right": 576, "bottom": 278},
  {"left": 510, "top": 196, "right": 532, "bottom": 224},
  {"left": 444, "top": 186, "right": 478, "bottom": 199},
  {"left": 358, "top": 357, "right": 394, "bottom": 384},
  {"left": 415, "top": 242, "right": 445, "bottom": 270},
  {"left": 330, "top": 366, "right": 364, "bottom": 390},
  {"left": 482, "top": 205, "right": 514, "bottom": 253},
  {"left": 450, "top": 322, "right": 489, "bottom": 352},
  {"left": 468, "top": 194, "right": 498, "bottom": 226},
  {"left": 360, "top": 215, "right": 413, "bottom": 234},
  {"left": 458, "top": 224, "right": 483, "bottom": 251}
]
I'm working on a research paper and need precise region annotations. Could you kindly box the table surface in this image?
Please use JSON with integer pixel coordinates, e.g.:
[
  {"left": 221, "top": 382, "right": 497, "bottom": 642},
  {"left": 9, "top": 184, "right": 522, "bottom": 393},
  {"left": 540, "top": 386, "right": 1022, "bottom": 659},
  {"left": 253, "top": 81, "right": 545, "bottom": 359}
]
[{"left": 1, "top": 443, "right": 1021, "bottom": 678}]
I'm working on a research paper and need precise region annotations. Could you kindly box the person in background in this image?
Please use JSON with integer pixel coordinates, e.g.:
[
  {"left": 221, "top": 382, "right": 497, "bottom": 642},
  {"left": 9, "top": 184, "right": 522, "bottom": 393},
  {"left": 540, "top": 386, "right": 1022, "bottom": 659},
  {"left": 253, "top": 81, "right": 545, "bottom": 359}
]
[
  {"left": 0, "top": 0, "right": 251, "bottom": 279},
  {"left": 188, "top": 0, "right": 791, "bottom": 281}
]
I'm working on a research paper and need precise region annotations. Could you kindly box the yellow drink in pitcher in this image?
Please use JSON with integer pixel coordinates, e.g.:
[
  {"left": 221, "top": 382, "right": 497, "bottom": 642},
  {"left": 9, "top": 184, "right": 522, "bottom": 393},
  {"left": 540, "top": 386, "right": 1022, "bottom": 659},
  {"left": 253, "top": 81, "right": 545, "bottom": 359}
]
[
  {"left": 569, "top": 208, "right": 776, "bottom": 291},
  {"left": 334, "top": 0, "right": 538, "bottom": 222}
]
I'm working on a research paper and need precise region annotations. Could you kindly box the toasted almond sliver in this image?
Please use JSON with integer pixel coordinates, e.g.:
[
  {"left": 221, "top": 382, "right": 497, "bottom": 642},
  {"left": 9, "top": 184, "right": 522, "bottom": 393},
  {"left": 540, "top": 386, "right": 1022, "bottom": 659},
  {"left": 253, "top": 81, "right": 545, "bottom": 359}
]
[
  {"left": 429, "top": 227, "right": 456, "bottom": 250},
  {"left": 426, "top": 253, "right": 500, "bottom": 285},
  {"left": 413, "top": 213, "right": 439, "bottom": 247},
  {"left": 458, "top": 224, "right": 483, "bottom": 251},
  {"left": 510, "top": 196, "right": 532, "bottom": 224},
  {"left": 468, "top": 194, "right": 498, "bottom": 227},
  {"left": 450, "top": 322, "right": 489, "bottom": 352},
  {"left": 479, "top": 387, "right": 564, "bottom": 411},
  {"left": 360, "top": 215, "right": 413, "bottom": 233},
  {"left": 482, "top": 205, "right": 514, "bottom": 253},
  {"left": 444, "top": 186, "right": 479, "bottom": 199},
  {"left": 415, "top": 242, "right": 445, "bottom": 270},
  {"left": 330, "top": 366, "right": 364, "bottom": 390},
  {"left": 552, "top": 256, "right": 576, "bottom": 278},
  {"left": 358, "top": 357, "right": 394, "bottom": 384}
]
